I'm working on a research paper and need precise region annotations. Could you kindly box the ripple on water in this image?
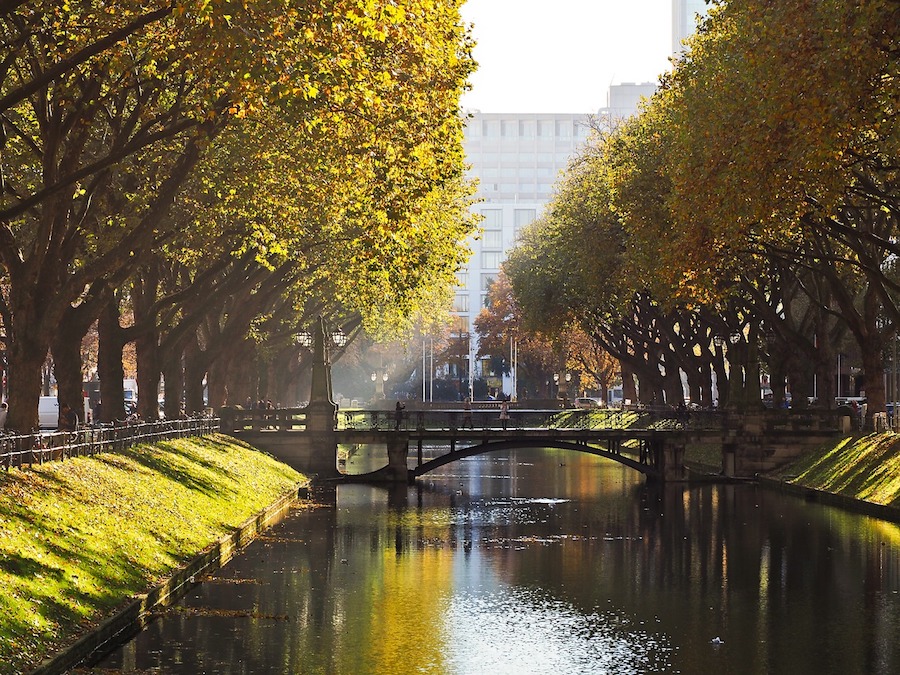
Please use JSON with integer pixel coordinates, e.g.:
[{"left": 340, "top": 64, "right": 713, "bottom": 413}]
[{"left": 442, "top": 587, "right": 675, "bottom": 674}]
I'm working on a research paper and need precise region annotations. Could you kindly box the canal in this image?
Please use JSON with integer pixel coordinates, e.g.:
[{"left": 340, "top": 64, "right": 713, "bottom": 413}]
[{"left": 96, "top": 447, "right": 900, "bottom": 674}]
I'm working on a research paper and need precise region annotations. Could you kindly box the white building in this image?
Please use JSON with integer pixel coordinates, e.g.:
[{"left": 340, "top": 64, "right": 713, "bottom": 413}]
[
  {"left": 455, "top": 112, "right": 592, "bottom": 398},
  {"left": 599, "top": 82, "right": 659, "bottom": 124},
  {"left": 672, "top": 0, "right": 708, "bottom": 54},
  {"left": 449, "top": 4, "right": 707, "bottom": 400}
]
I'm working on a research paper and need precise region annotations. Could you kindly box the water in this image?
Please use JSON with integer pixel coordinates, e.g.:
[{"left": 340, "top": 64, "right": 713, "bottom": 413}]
[{"left": 96, "top": 448, "right": 900, "bottom": 674}]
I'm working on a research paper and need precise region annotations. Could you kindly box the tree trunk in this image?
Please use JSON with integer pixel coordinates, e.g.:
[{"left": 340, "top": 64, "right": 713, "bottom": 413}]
[
  {"left": 132, "top": 269, "right": 162, "bottom": 421},
  {"left": 224, "top": 340, "right": 257, "bottom": 407},
  {"left": 97, "top": 298, "right": 127, "bottom": 422},
  {"left": 184, "top": 339, "right": 206, "bottom": 414},
  {"left": 207, "top": 357, "right": 228, "bottom": 409},
  {"left": 4, "top": 335, "right": 49, "bottom": 432},
  {"left": 50, "top": 323, "right": 87, "bottom": 424},
  {"left": 860, "top": 336, "right": 886, "bottom": 428},
  {"left": 621, "top": 362, "right": 637, "bottom": 405},
  {"left": 135, "top": 331, "right": 160, "bottom": 420},
  {"left": 161, "top": 346, "right": 184, "bottom": 420}
]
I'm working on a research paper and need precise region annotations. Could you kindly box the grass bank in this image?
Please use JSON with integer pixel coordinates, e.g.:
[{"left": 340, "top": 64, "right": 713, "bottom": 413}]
[
  {"left": 771, "top": 433, "right": 900, "bottom": 509},
  {"left": 0, "top": 433, "right": 306, "bottom": 674}
]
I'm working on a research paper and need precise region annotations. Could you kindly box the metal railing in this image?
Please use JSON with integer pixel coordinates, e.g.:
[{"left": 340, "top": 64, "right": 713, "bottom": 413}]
[
  {"left": 336, "top": 407, "right": 728, "bottom": 432},
  {"left": 0, "top": 417, "right": 220, "bottom": 470},
  {"left": 221, "top": 408, "right": 309, "bottom": 432},
  {"left": 219, "top": 405, "right": 844, "bottom": 436}
]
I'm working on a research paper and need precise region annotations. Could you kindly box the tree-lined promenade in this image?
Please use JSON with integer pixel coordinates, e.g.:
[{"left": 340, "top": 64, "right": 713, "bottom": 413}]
[
  {"left": 0, "top": 1, "right": 477, "bottom": 432},
  {"left": 496, "top": 0, "right": 900, "bottom": 424}
]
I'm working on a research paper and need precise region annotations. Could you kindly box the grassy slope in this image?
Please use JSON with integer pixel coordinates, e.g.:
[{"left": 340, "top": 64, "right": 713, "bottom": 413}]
[
  {"left": 0, "top": 433, "right": 305, "bottom": 674},
  {"left": 775, "top": 433, "right": 900, "bottom": 508},
  {"left": 554, "top": 410, "right": 900, "bottom": 509}
]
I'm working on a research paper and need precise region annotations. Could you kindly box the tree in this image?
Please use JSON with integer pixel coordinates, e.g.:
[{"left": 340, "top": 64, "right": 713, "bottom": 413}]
[{"left": 0, "top": 0, "right": 477, "bottom": 429}]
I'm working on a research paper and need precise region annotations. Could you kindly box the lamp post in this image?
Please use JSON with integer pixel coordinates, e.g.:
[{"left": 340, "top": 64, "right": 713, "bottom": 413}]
[
  {"left": 371, "top": 371, "right": 387, "bottom": 399},
  {"left": 561, "top": 372, "right": 571, "bottom": 401}
]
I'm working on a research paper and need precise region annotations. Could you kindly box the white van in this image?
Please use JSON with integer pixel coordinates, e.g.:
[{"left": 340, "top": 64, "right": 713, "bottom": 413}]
[{"left": 38, "top": 396, "right": 59, "bottom": 429}]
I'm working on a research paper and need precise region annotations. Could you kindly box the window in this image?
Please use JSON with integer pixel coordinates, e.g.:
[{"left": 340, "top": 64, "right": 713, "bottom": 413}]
[
  {"left": 482, "top": 230, "right": 502, "bottom": 249},
  {"left": 451, "top": 315, "right": 470, "bottom": 333},
  {"left": 481, "top": 273, "right": 496, "bottom": 291},
  {"left": 484, "top": 120, "right": 500, "bottom": 137},
  {"left": 514, "top": 209, "right": 536, "bottom": 229},
  {"left": 519, "top": 120, "right": 535, "bottom": 137},
  {"left": 482, "top": 252, "right": 502, "bottom": 269},
  {"left": 453, "top": 293, "right": 469, "bottom": 312},
  {"left": 502, "top": 120, "right": 517, "bottom": 137},
  {"left": 538, "top": 120, "right": 554, "bottom": 137},
  {"left": 556, "top": 120, "right": 572, "bottom": 137},
  {"left": 481, "top": 209, "right": 502, "bottom": 229},
  {"left": 455, "top": 272, "right": 468, "bottom": 287}
]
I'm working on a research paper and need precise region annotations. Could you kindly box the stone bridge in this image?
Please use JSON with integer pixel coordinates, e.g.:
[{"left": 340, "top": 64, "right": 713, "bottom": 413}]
[
  {"left": 220, "top": 317, "right": 844, "bottom": 483},
  {"left": 219, "top": 405, "right": 844, "bottom": 484}
]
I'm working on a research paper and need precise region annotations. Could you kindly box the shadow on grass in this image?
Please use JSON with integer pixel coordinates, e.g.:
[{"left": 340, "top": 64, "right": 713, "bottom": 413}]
[
  {"left": 795, "top": 434, "right": 900, "bottom": 506},
  {"left": 0, "top": 551, "right": 47, "bottom": 577},
  {"left": 92, "top": 443, "right": 235, "bottom": 500}
]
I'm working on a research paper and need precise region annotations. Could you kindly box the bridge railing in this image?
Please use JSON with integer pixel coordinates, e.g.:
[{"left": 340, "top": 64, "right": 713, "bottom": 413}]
[
  {"left": 0, "top": 417, "right": 220, "bottom": 470},
  {"left": 219, "top": 404, "right": 844, "bottom": 435},
  {"left": 339, "top": 408, "right": 561, "bottom": 431},
  {"left": 336, "top": 407, "right": 727, "bottom": 432},
  {"left": 221, "top": 407, "right": 309, "bottom": 432}
]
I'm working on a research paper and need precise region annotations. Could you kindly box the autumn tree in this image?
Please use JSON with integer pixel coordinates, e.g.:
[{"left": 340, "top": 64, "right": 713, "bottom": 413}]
[{"left": 0, "top": 0, "right": 477, "bottom": 429}]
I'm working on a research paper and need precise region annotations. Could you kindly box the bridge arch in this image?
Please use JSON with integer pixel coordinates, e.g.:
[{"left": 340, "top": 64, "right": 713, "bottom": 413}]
[{"left": 410, "top": 438, "right": 660, "bottom": 480}]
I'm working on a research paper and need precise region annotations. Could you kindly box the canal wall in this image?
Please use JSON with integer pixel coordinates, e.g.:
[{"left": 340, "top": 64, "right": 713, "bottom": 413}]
[{"left": 31, "top": 483, "right": 312, "bottom": 675}]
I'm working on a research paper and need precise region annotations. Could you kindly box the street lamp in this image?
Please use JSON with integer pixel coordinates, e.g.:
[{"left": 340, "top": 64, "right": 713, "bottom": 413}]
[
  {"left": 332, "top": 329, "right": 348, "bottom": 348},
  {"left": 371, "top": 371, "right": 387, "bottom": 399},
  {"left": 295, "top": 331, "right": 312, "bottom": 348},
  {"left": 729, "top": 331, "right": 742, "bottom": 345}
]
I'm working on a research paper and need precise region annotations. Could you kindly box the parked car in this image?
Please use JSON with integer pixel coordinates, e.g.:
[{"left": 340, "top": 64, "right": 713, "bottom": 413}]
[
  {"left": 38, "top": 396, "right": 59, "bottom": 429},
  {"left": 573, "top": 397, "right": 603, "bottom": 409}
]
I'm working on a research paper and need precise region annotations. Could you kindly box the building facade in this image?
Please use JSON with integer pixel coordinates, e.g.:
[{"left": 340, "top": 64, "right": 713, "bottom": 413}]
[
  {"left": 450, "top": 5, "right": 706, "bottom": 400},
  {"left": 672, "top": 0, "right": 708, "bottom": 54},
  {"left": 455, "top": 113, "right": 591, "bottom": 398}
]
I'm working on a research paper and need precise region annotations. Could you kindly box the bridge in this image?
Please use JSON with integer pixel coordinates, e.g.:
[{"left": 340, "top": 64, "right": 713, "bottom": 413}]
[
  {"left": 219, "top": 318, "right": 844, "bottom": 483},
  {"left": 219, "top": 404, "right": 842, "bottom": 484}
]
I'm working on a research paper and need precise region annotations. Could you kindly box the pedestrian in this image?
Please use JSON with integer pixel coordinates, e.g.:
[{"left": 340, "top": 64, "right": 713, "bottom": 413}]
[
  {"left": 0, "top": 401, "right": 7, "bottom": 430},
  {"left": 394, "top": 400, "right": 406, "bottom": 430},
  {"left": 499, "top": 397, "right": 510, "bottom": 431},
  {"left": 58, "top": 403, "right": 78, "bottom": 432},
  {"left": 463, "top": 396, "right": 473, "bottom": 429}
]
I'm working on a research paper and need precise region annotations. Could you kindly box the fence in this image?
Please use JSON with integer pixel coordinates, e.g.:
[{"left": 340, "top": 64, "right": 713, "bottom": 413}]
[
  {"left": 336, "top": 406, "right": 730, "bottom": 432},
  {"left": 0, "top": 417, "right": 220, "bottom": 471}
]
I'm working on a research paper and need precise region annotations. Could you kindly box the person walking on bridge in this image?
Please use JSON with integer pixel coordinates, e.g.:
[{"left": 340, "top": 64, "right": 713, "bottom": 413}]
[
  {"left": 499, "top": 397, "right": 510, "bottom": 431},
  {"left": 394, "top": 400, "right": 406, "bottom": 431},
  {"left": 463, "top": 397, "right": 474, "bottom": 429}
]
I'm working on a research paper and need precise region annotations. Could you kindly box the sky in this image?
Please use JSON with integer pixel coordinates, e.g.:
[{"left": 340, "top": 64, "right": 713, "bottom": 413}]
[{"left": 458, "top": 0, "right": 673, "bottom": 113}]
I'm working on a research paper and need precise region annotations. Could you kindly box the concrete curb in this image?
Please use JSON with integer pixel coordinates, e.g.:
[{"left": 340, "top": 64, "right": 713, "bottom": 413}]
[
  {"left": 31, "top": 483, "right": 309, "bottom": 674},
  {"left": 758, "top": 476, "right": 900, "bottom": 524}
]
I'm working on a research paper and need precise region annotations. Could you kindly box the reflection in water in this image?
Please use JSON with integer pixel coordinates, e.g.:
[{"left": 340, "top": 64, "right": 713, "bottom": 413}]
[
  {"left": 97, "top": 447, "right": 900, "bottom": 674},
  {"left": 443, "top": 588, "right": 672, "bottom": 674}
]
